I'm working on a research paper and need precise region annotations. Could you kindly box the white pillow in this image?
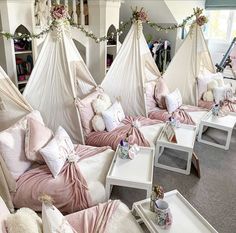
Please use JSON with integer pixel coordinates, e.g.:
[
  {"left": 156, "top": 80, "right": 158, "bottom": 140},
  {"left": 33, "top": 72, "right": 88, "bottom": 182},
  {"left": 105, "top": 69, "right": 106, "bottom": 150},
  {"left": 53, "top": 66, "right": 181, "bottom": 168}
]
[
  {"left": 213, "top": 73, "right": 224, "bottom": 87},
  {"left": 92, "top": 115, "right": 106, "bottom": 132},
  {"left": 0, "top": 111, "right": 43, "bottom": 180},
  {"left": 92, "top": 93, "right": 112, "bottom": 114},
  {"left": 165, "top": 89, "right": 182, "bottom": 113},
  {"left": 207, "top": 79, "right": 218, "bottom": 91},
  {"left": 102, "top": 101, "right": 125, "bottom": 132},
  {"left": 39, "top": 126, "right": 75, "bottom": 178},
  {"left": 213, "top": 86, "right": 233, "bottom": 104},
  {"left": 6, "top": 208, "right": 42, "bottom": 233},
  {"left": 203, "top": 91, "right": 214, "bottom": 102},
  {"left": 42, "top": 202, "right": 74, "bottom": 233}
]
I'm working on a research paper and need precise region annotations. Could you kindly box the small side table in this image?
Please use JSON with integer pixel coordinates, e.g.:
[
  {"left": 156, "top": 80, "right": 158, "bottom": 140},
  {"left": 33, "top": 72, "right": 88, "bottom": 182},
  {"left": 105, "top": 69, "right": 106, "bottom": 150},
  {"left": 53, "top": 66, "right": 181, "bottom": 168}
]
[
  {"left": 132, "top": 190, "right": 218, "bottom": 233},
  {"left": 155, "top": 124, "right": 197, "bottom": 175},
  {"left": 105, "top": 145, "right": 155, "bottom": 200},
  {"left": 197, "top": 111, "right": 236, "bottom": 150}
]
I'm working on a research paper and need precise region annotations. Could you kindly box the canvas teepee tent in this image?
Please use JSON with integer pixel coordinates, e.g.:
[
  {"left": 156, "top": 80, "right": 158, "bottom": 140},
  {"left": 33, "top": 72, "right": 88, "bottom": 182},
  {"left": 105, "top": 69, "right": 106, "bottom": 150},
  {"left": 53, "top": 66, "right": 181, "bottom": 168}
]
[
  {"left": 0, "top": 66, "right": 32, "bottom": 131},
  {"left": 163, "top": 23, "right": 215, "bottom": 106},
  {"left": 23, "top": 24, "right": 97, "bottom": 144},
  {"left": 101, "top": 22, "right": 161, "bottom": 117}
]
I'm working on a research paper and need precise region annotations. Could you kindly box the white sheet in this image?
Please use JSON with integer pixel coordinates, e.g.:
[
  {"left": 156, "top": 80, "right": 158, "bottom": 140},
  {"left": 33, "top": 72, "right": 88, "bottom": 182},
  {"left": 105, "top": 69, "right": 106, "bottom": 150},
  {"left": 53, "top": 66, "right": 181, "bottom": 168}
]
[
  {"left": 79, "top": 149, "right": 114, "bottom": 205},
  {"left": 105, "top": 202, "right": 143, "bottom": 233}
]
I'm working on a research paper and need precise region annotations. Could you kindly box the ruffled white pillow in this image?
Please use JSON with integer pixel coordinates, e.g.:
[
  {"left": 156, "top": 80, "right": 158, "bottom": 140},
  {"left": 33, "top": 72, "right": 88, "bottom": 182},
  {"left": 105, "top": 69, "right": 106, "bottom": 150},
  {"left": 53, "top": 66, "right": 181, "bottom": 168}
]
[
  {"left": 102, "top": 101, "right": 125, "bottom": 132},
  {"left": 207, "top": 80, "right": 218, "bottom": 91},
  {"left": 92, "top": 93, "right": 112, "bottom": 114},
  {"left": 42, "top": 202, "right": 74, "bottom": 233},
  {"left": 92, "top": 115, "right": 106, "bottom": 132},
  {"left": 40, "top": 126, "right": 75, "bottom": 178},
  {"left": 203, "top": 91, "right": 214, "bottom": 102}
]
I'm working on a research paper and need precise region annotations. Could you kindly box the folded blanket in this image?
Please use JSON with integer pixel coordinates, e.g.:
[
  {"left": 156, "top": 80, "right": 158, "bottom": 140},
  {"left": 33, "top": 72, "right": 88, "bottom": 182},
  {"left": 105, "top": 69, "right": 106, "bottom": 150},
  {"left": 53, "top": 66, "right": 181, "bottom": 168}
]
[
  {"left": 86, "top": 116, "right": 162, "bottom": 150},
  {"left": 148, "top": 105, "right": 207, "bottom": 125},
  {"left": 66, "top": 200, "right": 120, "bottom": 233},
  {"left": 12, "top": 145, "right": 110, "bottom": 214}
]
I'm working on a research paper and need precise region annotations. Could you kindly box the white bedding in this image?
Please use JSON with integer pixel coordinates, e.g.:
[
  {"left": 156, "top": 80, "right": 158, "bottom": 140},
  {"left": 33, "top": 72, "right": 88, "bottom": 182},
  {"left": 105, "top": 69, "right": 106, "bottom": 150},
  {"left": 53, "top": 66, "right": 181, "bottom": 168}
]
[
  {"left": 79, "top": 148, "right": 114, "bottom": 205},
  {"left": 105, "top": 202, "right": 143, "bottom": 233}
]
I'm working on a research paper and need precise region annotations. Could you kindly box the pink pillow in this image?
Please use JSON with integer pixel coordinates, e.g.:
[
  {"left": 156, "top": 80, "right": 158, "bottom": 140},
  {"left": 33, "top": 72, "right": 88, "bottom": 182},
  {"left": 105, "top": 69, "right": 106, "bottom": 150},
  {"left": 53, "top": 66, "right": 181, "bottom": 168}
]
[
  {"left": 25, "top": 118, "right": 53, "bottom": 164},
  {"left": 154, "top": 78, "right": 169, "bottom": 109},
  {"left": 0, "top": 197, "right": 10, "bottom": 233},
  {"left": 145, "top": 81, "right": 157, "bottom": 112},
  {"left": 76, "top": 90, "right": 103, "bottom": 136}
]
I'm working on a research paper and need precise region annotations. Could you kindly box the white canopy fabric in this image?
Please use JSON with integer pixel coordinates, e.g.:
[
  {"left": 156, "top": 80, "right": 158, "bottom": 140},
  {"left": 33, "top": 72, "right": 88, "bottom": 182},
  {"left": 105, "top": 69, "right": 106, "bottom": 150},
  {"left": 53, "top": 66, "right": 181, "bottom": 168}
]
[
  {"left": 23, "top": 25, "right": 97, "bottom": 144},
  {"left": 163, "top": 24, "right": 215, "bottom": 106},
  {"left": 101, "top": 22, "right": 161, "bottom": 117},
  {"left": 0, "top": 66, "right": 32, "bottom": 131}
]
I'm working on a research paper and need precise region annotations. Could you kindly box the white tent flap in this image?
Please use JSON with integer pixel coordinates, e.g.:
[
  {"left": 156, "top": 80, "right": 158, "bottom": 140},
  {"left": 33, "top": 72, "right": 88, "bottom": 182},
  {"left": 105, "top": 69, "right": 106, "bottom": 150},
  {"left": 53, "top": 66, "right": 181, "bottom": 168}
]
[
  {"left": 23, "top": 26, "right": 97, "bottom": 143},
  {"left": 101, "top": 23, "right": 160, "bottom": 117},
  {"left": 163, "top": 24, "right": 215, "bottom": 106},
  {"left": 0, "top": 66, "right": 32, "bottom": 131}
]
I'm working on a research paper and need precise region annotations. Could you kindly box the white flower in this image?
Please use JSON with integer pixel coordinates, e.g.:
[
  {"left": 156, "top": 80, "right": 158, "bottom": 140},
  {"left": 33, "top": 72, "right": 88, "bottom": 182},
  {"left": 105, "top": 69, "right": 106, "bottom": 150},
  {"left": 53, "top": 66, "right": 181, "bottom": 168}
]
[
  {"left": 18, "top": 32, "right": 22, "bottom": 36},
  {"left": 120, "top": 21, "right": 123, "bottom": 24}
]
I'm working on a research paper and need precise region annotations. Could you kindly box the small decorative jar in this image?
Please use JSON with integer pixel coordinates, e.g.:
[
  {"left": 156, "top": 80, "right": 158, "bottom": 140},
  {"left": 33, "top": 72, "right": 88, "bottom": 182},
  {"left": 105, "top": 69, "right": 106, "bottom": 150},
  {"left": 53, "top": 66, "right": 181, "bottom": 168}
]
[
  {"left": 150, "top": 185, "right": 164, "bottom": 212},
  {"left": 155, "top": 199, "right": 172, "bottom": 229}
]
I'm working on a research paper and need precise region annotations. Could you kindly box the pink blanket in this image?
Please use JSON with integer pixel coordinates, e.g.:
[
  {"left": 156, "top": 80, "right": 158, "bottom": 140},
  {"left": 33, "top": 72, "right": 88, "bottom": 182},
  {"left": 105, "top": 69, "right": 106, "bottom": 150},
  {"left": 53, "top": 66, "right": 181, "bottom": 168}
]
[
  {"left": 148, "top": 105, "right": 207, "bottom": 125},
  {"left": 66, "top": 200, "right": 120, "bottom": 233},
  {"left": 86, "top": 116, "right": 162, "bottom": 150},
  {"left": 12, "top": 145, "right": 110, "bottom": 214},
  {"left": 198, "top": 99, "right": 236, "bottom": 112}
]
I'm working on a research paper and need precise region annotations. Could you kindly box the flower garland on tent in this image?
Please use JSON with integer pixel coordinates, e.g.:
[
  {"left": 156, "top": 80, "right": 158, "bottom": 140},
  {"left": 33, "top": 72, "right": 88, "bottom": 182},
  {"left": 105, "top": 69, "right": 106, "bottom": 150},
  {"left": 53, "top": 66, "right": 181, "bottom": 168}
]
[{"left": 0, "top": 5, "right": 207, "bottom": 43}]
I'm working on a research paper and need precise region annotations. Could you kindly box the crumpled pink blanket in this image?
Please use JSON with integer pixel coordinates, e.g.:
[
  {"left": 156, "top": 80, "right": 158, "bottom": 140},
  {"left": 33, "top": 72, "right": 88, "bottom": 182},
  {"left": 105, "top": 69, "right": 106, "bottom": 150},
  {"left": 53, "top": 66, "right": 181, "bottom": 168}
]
[
  {"left": 86, "top": 116, "right": 162, "bottom": 150},
  {"left": 66, "top": 200, "right": 120, "bottom": 233},
  {"left": 148, "top": 105, "right": 207, "bottom": 125},
  {"left": 12, "top": 145, "right": 110, "bottom": 214},
  {"left": 198, "top": 99, "right": 236, "bottom": 112}
]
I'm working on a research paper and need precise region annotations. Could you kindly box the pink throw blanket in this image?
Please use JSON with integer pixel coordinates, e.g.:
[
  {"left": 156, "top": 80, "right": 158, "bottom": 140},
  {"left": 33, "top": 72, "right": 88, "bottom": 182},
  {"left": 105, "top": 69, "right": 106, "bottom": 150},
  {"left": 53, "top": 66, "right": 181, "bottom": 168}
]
[
  {"left": 12, "top": 145, "right": 110, "bottom": 214},
  {"left": 66, "top": 200, "right": 120, "bottom": 233},
  {"left": 198, "top": 99, "right": 236, "bottom": 112},
  {"left": 86, "top": 116, "right": 162, "bottom": 150},
  {"left": 148, "top": 105, "right": 207, "bottom": 125}
]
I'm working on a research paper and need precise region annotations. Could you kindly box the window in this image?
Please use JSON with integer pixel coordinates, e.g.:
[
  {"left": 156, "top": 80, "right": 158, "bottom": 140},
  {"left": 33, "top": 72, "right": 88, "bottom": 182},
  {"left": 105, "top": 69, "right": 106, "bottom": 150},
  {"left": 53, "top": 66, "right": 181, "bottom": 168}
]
[{"left": 205, "top": 10, "right": 236, "bottom": 42}]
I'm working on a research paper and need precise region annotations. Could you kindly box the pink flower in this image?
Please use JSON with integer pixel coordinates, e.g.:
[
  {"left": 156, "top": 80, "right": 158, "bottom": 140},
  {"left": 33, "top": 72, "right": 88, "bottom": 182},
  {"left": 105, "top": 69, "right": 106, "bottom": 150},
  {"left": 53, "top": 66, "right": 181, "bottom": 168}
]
[
  {"left": 196, "top": 15, "right": 208, "bottom": 26},
  {"left": 51, "top": 4, "right": 69, "bottom": 20}
]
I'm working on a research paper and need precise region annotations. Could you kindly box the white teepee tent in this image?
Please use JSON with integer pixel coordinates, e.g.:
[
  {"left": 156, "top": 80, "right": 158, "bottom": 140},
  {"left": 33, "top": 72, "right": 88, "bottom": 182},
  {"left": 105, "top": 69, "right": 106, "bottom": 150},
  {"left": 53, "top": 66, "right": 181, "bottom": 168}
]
[
  {"left": 0, "top": 66, "right": 32, "bottom": 131},
  {"left": 101, "top": 22, "right": 161, "bottom": 117},
  {"left": 163, "top": 24, "right": 215, "bottom": 106},
  {"left": 23, "top": 25, "right": 97, "bottom": 144}
]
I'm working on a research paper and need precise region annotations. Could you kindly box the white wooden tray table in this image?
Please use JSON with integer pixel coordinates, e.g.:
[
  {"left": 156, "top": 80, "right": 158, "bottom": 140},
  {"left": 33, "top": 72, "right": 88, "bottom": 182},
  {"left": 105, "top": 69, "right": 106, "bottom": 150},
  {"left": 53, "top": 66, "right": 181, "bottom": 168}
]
[
  {"left": 155, "top": 124, "right": 197, "bottom": 175},
  {"left": 105, "top": 145, "right": 155, "bottom": 200},
  {"left": 197, "top": 111, "right": 236, "bottom": 150},
  {"left": 132, "top": 189, "right": 218, "bottom": 233}
]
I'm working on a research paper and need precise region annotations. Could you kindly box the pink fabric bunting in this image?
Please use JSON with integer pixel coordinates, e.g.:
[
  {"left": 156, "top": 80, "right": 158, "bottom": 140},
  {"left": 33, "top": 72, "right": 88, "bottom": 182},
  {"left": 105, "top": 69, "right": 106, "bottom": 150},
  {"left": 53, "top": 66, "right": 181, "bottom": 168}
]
[
  {"left": 86, "top": 116, "right": 162, "bottom": 150},
  {"left": 12, "top": 145, "right": 109, "bottom": 214}
]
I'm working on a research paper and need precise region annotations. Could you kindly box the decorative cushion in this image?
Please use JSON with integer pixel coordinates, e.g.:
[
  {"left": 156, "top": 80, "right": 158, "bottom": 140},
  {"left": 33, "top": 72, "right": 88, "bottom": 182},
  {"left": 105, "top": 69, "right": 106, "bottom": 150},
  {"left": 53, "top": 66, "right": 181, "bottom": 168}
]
[
  {"left": 0, "top": 197, "right": 10, "bottom": 233},
  {"left": 213, "top": 86, "right": 233, "bottom": 104},
  {"left": 207, "top": 79, "right": 218, "bottom": 91},
  {"left": 42, "top": 202, "right": 74, "bottom": 233},
  {"left": 0, "top": 127, "right": 31, "bottom": 180},
  {"left": 154, "top": 78, "right": 169, "bottom": 109},
  {"left": 213, "top": 73, "right": 224, "bottom": 87},
  {"left": 40, "top": 126, "right": 75, "bottom": 178},
  {"left": 77, "top": 89, "right": 103, "bottom": 136},
  {"left": 102, "top": 101, "right": 125, "bottom": 132},
  {"left": 203, "top": 91, "right": 214, "bottom": 102},
  {"left": 197, "top": 76, "right": 211, "bottom": 99},
  {"left": 25, "top": 118, "right": 53, "bottom": 164},
  {"left": 92, "top": 115, "right": 106, "bottom": 132},
  {"left": 6, "top": 208, "right": 42, "bottom": 233},
  {"left": 145, "top": 81, "right": 157, "bottom": 112},
  {"left": 165, "top": 89, "right": 182, "bottom": 113},
  {"left": 92, "top": 93, "right": 112, "bottom": 114}
]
